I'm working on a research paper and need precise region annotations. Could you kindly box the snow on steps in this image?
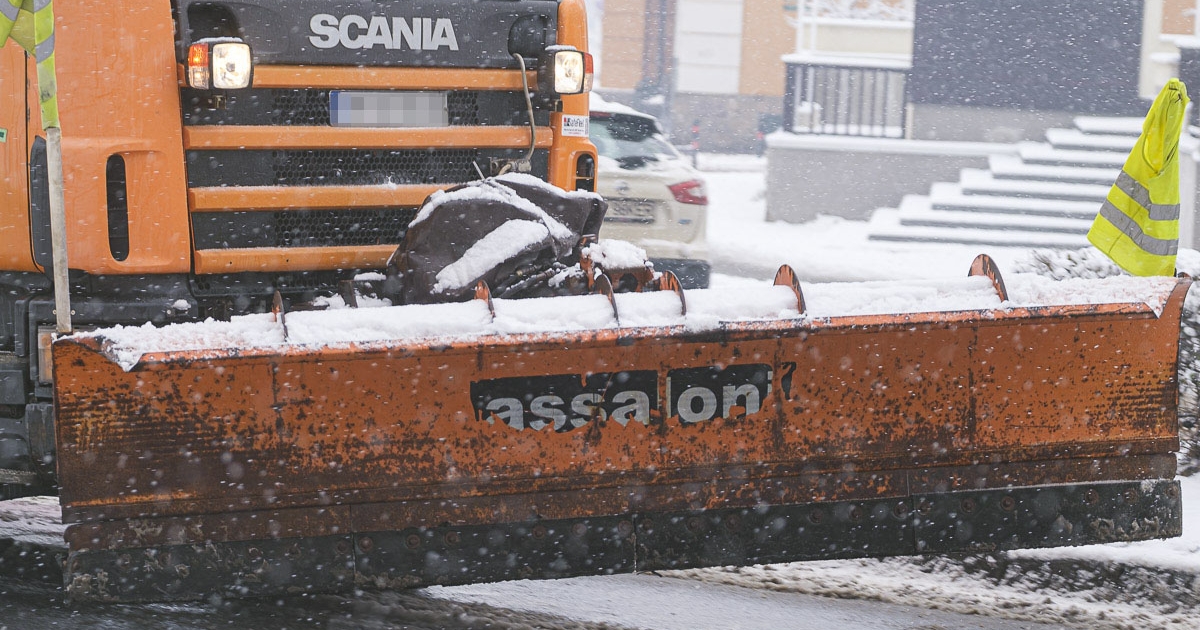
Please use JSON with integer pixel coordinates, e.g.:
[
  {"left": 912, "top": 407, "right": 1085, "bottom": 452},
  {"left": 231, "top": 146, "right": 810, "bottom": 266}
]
[
  {"left": 1071, "top": 116, "right": 1144, "bottom": 136},
  {"left": 987, "top": 154, "right": 1116, "bottom": 184},
  {"left": 1016, "top": 142, "right": 1128, "bottom": 168},
  {"left": 863, "top": 115, "right": 1142, "bottom": 248},
  {"left": 895, "top": 196, "right": 1093, "bottom": 233},
  {"left": 866, "top": 208, "right": 1089, "bottom": 248},
  {"left": 958, "top": 168, "right": 1109, "bottom": 202},
  {"left": 1044, "top": 128, "right": 1137, "bottom": 152},
  {"left": 926, "top": 183, "right": 1099, "bottom": 220}
]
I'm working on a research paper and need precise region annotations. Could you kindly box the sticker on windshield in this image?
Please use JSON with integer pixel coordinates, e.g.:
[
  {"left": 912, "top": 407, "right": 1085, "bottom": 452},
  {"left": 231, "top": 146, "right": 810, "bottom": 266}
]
[{"left": 561, "top": 115, "right": 589, "bottom": 137}]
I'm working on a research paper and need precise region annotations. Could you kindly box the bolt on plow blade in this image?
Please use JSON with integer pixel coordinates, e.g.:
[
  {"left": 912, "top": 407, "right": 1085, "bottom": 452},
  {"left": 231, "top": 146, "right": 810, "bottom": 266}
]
[{"left": 52, "top": 266, "right": 1191, "bottom": 602}]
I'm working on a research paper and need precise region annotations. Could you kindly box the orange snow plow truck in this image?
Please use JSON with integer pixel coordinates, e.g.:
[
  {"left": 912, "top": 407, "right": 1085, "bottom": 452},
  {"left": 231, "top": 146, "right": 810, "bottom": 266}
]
[{"left": 0, "top": 0, "right": 1191, "bottom": 604}]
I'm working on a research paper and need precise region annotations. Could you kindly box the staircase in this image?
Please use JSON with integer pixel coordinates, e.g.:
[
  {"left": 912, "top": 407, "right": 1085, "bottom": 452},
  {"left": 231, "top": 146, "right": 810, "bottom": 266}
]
[{"left": 865, "top": 117, "right": 1139, "bottom": 248}]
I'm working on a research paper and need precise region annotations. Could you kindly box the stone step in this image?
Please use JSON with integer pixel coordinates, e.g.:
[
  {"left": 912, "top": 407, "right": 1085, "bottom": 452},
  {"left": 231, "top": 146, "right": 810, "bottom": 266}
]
[
  {"left": 860, "top": 119, "right": 1141, "bottom": 251},
  {"left": 1073, "top": 116, "right": 1143, "bottom": 137},
  {"left": 895, "top": 196, "right": 1092, "bottom": 234},
  {"left": 918, "top": 187, "right": 1098, "bottom": 220},
  {"left": 959, "top": 169, "right": 1110, "bottom": 202},
  {"left": 987, "top": 154, "right": 1117, "bottom": 184},
  {"left": 1016, "top": 142, "right": 1128, "bottom": 167},
  {"left": 866, "top": 208, "right": 1089, "bottom": 249},
  {"left": 1045, "top": 128, "right": 1137, "bottom": 152}
]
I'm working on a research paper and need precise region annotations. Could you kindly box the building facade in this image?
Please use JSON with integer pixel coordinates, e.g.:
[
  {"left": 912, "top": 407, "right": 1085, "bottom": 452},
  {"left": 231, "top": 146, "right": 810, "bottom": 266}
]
[
  {"left": 597, "top": 0, "right": 801, "bottom": 151},
  {"left": 599, "top": 0, "right": 1198, "bottom": 151}
]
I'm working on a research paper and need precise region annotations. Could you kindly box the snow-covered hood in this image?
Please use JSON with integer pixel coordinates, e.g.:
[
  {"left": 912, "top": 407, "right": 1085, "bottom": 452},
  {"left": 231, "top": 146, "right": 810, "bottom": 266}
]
[{"left": 597, "top": 154, "right": 700, "bottom": 180}]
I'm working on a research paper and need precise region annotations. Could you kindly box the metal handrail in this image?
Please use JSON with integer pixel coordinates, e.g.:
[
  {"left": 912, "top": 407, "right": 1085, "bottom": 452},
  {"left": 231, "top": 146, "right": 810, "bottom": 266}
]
[{"left": 783, "top": 55, "right": 911, "bottom": 138}]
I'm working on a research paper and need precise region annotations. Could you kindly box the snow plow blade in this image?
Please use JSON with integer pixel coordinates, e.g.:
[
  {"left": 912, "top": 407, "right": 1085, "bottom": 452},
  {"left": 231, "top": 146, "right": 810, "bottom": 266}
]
[{"left": 52, "top": 261, "right": 1190, "bottom": 602}]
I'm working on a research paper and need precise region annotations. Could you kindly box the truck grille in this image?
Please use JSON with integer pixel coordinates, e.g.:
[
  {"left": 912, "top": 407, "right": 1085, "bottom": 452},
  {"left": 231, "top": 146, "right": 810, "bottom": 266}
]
[
  {"left": 268, "top": 90, "right": 487, "bottom": 127},
  {"left": 182, "top": 89, "right": 541, "bottom": 128},
  {"left": 273, "top": 149, "right": 484, "bottom": 187},
  {"left": 183, "top": 80, "right": 551, "bottom": 267},
  {"left": 193, "top": 208, "right": 419, "bottom": 250},
  {"left": 187, "top": 149, "right": 549, "bottom": 187},
  {"left": 274, "top": 208, "right": 417, "bottom": 248},
  {"left": 270, "top": 89, "right": 329, "bottom": 126}
]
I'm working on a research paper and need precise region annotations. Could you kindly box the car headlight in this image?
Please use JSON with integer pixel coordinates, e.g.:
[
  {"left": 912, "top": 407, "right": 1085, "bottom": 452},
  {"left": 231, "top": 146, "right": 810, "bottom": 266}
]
[
  {"left": 188, "top": 40, "right": 253, "bottom": 90},
  {"left": 538, "top": 47, "right": 593, "bottom": 96}
]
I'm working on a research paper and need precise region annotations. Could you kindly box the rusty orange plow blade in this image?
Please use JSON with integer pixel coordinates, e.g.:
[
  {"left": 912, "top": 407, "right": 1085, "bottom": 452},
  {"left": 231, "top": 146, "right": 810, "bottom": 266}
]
[{"left": 53, "top": 258, "right": 1191, "bottom": 601}]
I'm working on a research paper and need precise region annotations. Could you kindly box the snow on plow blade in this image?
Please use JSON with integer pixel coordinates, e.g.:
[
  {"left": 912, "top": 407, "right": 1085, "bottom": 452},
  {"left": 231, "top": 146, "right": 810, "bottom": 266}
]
[{"left": 53, "top": 261, "right": 1190, "bottom": 602}]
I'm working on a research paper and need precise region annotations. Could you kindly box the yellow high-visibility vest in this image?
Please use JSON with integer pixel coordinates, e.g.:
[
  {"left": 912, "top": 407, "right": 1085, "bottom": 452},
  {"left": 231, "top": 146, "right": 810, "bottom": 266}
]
[
  {"left": 0, "top": 0, "right": 59, "bottom": 129},
  {"left": 1087, "top": 78, "right": 1188, "bottom": 277}
]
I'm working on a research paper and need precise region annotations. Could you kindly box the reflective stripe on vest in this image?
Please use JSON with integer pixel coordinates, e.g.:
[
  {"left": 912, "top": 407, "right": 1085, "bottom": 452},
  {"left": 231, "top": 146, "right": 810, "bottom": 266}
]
[
  {"left": 1095, "top": 196, "right": 1178, "bottom": 256},
  {"left": 0, "top": 1, "right": 20, "bottom": 28},
  {"left": 0, "top": 0, "right": 58, "bottom": 128}
]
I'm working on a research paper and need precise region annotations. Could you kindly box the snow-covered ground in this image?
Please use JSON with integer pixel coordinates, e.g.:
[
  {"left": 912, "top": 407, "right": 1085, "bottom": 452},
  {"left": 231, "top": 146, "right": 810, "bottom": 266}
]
[
  {"left": 3, "top": 155, "right": 1197, "bottom": 629},
  {"left": 427, "top": 155, "right": 1200, "bottom": 630},
  {"left": 698, "top": 153, "right": 1040, "bottom": 285}
]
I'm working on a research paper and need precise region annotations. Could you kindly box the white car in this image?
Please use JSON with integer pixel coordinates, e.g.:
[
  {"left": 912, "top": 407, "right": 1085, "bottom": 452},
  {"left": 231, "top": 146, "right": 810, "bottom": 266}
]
[{"left": 590, "top": 95, "right": 711, "bottom": 288}]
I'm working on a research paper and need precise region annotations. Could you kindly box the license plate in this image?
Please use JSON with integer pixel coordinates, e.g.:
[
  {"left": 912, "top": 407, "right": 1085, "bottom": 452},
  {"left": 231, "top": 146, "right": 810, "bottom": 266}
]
[
  {"left": 607, "top": 200, "right": 657, "bottom": 223},
  {"left": 330, "top": 91, "right": 448, "bottom": 127}
]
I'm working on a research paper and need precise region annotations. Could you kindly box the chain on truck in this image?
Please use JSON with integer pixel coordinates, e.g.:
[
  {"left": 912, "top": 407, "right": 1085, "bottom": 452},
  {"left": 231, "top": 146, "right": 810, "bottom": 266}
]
[{"left": 0, "top": 0, "right": 597, "bottom": 492}]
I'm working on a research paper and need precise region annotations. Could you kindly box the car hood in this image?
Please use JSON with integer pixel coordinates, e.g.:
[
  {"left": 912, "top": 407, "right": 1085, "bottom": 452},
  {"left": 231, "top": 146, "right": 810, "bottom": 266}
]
[{"left": 596, "top": 155, "right": 699, "bottom": 182}]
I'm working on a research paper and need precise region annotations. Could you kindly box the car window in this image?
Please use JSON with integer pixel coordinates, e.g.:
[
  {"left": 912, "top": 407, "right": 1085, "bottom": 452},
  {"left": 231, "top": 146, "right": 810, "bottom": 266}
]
[{"left": 591, "top": 114, "right": 681, "bottom": 166}]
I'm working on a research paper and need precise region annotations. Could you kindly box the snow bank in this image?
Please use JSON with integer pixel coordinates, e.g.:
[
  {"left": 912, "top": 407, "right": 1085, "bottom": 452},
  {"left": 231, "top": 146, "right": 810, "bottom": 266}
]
[
  {"left": 0, "top": 496, "right": 63, "bottom": 548},
  {"left": 73, "top": 273, "right": 1179, "bottom": 372}
]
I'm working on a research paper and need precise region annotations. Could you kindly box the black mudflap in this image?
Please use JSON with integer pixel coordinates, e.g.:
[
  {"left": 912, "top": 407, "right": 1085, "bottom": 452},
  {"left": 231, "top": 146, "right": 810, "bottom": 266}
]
[
  {"left": 914, "top": 479, "right": 1182, "bottom": 553},
  {"left": 634, "top": 499, "right": 913, "bottom": 570},
  {"left": 355, "top": 515, "right": 635, "bottom": 590},
  {"left": 63, "top": 479, "right": 1182, "bottom": 603},
  {"left": 65, "top": 536, "right": 356, "bottom": 602}
]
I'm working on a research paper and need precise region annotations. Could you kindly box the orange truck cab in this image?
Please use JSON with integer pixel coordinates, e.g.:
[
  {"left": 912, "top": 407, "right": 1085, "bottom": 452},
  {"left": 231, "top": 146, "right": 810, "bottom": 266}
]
[{"left": 0, "top": 0, "right": 596, "bottom": 493}]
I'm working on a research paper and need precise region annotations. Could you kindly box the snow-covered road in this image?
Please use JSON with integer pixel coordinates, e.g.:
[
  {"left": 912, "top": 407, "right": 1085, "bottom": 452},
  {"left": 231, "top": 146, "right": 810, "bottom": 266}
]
[
  {"left": 429, "top": 573, "right": 1073, "bottom": 630},
  {"left": 1, "top": 155, "right": 1198, "bottom": 629},
  {"left": 0, "top": 572, "right": 1073, "bottom": 630}
]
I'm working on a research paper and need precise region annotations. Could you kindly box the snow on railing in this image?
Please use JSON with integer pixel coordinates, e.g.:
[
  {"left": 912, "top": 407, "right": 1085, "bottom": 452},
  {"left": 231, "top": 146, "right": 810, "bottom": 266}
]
[{"left": 798, "top": 0, "right": 913, "bottom": 21}]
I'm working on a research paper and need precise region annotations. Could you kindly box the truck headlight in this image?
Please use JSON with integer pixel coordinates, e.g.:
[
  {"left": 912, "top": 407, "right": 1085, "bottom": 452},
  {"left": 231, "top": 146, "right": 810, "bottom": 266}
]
[
  {"left": 212, "top": 43, "right": 253, "bottom": 89},
  {"left": 538, "top": 47, "right": 593, "bottom": 96},
  {"left": 187, "top": 41, "right": 253, "bottom": 90}
]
